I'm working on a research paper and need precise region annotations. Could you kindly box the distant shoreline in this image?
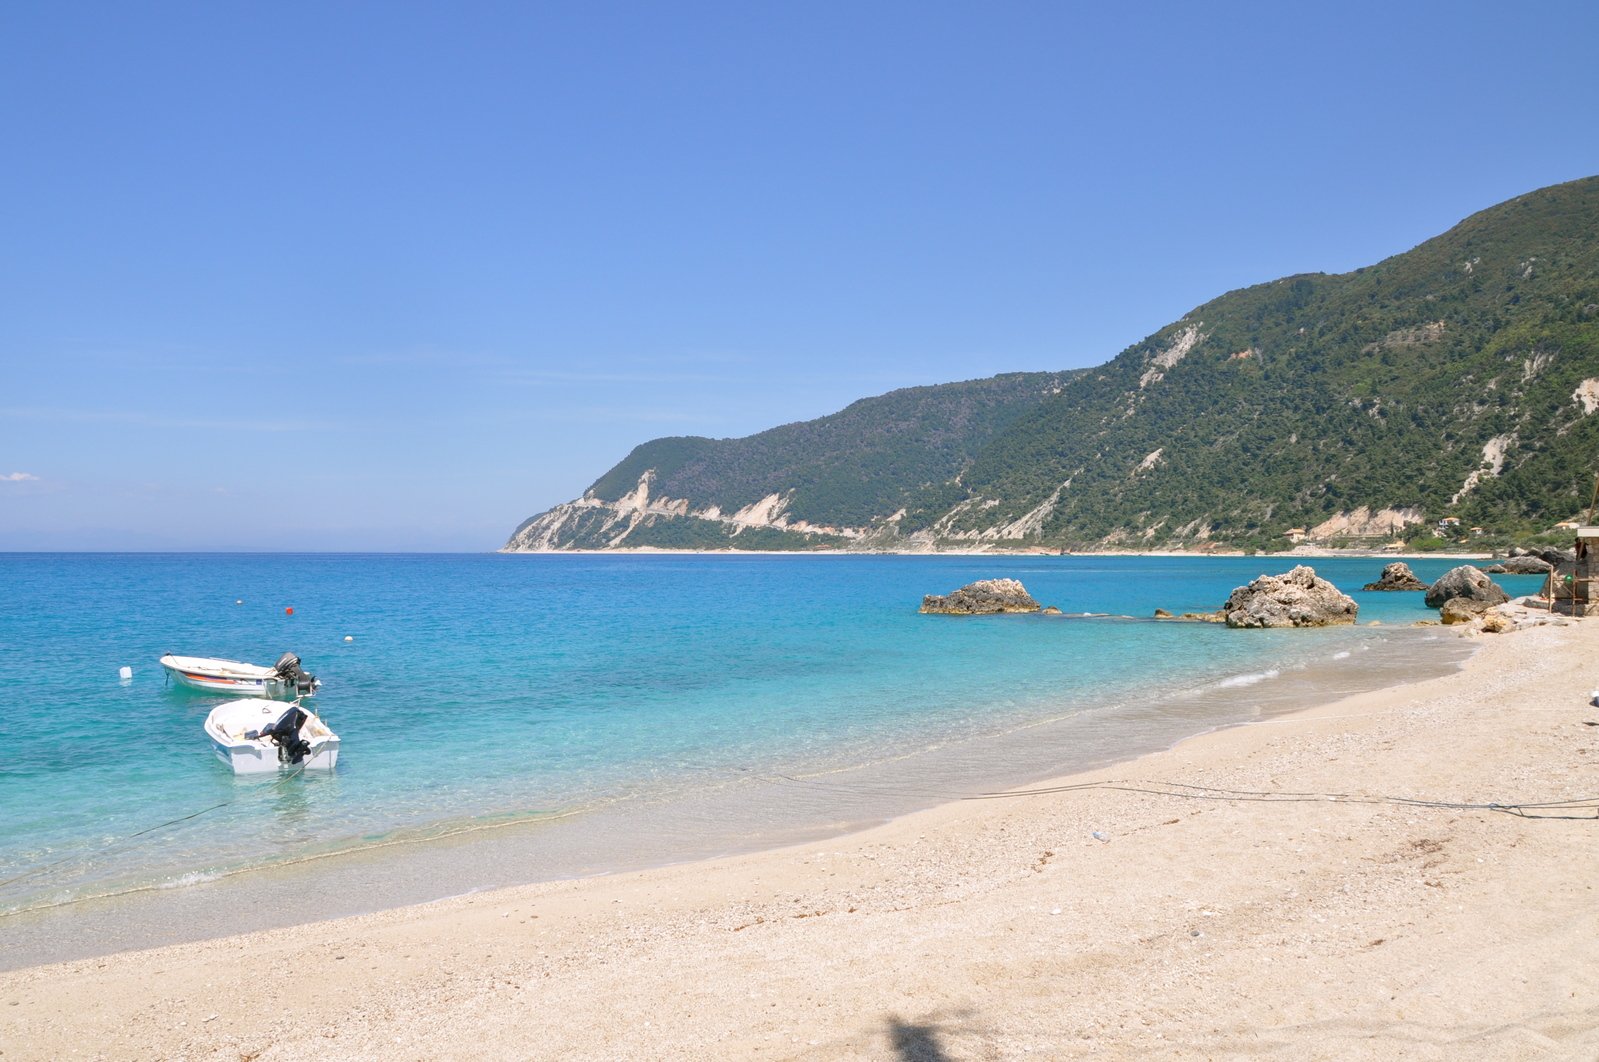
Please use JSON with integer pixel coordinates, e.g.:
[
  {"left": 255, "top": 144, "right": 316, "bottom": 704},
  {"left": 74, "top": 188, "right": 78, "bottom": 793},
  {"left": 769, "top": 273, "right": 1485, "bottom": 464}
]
[{"left": 498, "top": 545, "right": 1498, "bottom": 561}]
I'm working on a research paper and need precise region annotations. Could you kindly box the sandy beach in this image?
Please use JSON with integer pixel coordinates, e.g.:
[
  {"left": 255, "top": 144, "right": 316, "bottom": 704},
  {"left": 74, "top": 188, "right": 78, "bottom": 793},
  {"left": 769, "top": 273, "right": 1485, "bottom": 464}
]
[{"left": 5, "top": 616, "right": 1598, "bottom": 1060}]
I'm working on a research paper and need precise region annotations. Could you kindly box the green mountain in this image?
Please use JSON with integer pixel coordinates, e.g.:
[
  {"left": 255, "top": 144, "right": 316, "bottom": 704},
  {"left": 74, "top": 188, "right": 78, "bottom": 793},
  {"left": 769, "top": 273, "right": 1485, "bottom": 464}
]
[
  {"left": 505, "top": 371, "right": 1080, "bottom": 550},
  {"left": 506, "top": 176, "right": 1599, "bottom": 552}
]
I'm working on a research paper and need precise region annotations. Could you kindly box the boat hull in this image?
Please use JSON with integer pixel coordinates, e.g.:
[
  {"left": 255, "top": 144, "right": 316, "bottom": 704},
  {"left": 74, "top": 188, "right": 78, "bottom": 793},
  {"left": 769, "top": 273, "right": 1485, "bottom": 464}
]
[
  {"left": 203, "top": 699, "right": 340, "bottom": 775},
  {"left": 160, "top": 655, "right": 314, "bottom": 699},
  {"left": 208, "top": 736, "right": 340, "bottom": 774}
]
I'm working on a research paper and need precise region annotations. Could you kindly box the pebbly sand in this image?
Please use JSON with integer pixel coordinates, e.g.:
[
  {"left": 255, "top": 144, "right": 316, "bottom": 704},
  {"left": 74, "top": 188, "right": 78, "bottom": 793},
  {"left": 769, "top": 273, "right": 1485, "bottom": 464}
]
[{"left": 4, "top": 618, "right": 1598, "bottom": 1060}]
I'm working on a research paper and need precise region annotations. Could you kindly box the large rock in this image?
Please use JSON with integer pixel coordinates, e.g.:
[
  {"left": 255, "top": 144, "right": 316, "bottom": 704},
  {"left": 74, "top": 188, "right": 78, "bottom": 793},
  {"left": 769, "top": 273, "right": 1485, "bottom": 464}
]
[
  {"left": 1440, "top": 597, "right": 1492, "bottom": 624},
  {"left": 1220, "top": 566, "right": 1358, "bottom": 629},
  {"left": 1424, "top": 565, "right": 1510, "bottom": 609},
  {"left": 1362, "top": 562, "right": 1428, "bottom": 591},
  {"left": 1494, "top": 555, "right": 1553, "bottom": 574},
  {"left": 920, "top": 578, "right": 1041, "bottom": 615}
]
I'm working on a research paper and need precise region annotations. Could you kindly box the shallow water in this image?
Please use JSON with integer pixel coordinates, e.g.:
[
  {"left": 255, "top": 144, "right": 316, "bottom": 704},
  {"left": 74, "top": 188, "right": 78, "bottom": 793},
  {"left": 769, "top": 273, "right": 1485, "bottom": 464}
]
[{"left": 0, "top": 553, "right": 1519, "bottom": 966}]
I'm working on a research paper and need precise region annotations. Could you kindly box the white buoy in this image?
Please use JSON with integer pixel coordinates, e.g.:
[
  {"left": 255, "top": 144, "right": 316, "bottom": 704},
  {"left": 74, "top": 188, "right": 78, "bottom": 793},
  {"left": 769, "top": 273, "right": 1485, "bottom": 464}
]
[
  {"left": 118, "top": 666, "right": 133, "bottom": 681},
  {"left": 344, "top": 635, "right": 354, "bottom": 642}
]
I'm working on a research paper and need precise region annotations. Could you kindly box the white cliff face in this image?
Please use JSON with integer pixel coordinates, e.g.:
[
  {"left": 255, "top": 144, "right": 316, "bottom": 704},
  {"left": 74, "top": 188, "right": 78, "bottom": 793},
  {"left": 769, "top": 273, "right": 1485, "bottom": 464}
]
[
  {"left": 1306, "top": 507, "right": 1424, "bottom": 539},
  {"left": 1450, "top": 434, "right": 1515, "bottom": 504},
  {"left": 501, "top": 472, "right": 867, "bottom": 551},
  {"left": 1573, "top": 378, "right": 1599, "bottom": 414},
  {"left": 1138, "top": 324, "right": 1205, "bottom": 389}
]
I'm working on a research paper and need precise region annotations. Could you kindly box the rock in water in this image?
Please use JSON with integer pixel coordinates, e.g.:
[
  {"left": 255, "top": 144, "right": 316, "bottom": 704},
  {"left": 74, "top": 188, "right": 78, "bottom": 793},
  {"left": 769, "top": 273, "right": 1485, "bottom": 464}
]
[
  {"left": 920, "top": 578, "right": 1041, "bottom": 615},
  {"left": 1220, "top": 566, "right": 1358, "bottom": 628},
  {"left": 1424, "top": 565, "right": 1510, "bottom": 609},
  {"left": 1362, "top": 561, "right": 1429, "bottom": 591}
]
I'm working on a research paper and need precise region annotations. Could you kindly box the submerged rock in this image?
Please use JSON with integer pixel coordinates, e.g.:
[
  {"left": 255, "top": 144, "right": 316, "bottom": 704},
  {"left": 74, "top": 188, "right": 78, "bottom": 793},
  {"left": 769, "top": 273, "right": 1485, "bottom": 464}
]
[
  {"left": 1362, "top": 561, "right": 1429, "bottom": 591},
  {"left": 1425, "top": 565, "right": 1510, "bottom": 609},
  {"left": 1220, "top": 566, "right": 1358, "bottom": 629},
  {"left": 1153, "top": 609, "right": 1225, "bottom": 622},
  {"left": 920, "top": 578, "right": 1042, "bottom": 615}
]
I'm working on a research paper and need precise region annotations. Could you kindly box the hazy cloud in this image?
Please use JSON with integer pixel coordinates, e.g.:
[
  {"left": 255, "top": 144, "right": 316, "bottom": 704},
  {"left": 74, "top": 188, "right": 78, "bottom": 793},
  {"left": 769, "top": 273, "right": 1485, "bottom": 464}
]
[
  {"left": 498, "top": 369, "right": 730, "bottom": 386},
  {"left": 2, "top": 471, "right": 39, "bottom": 482},
  {"left": 533, "top": 406, "right": 708, "bottom": 425},
  {"left": 335, "top": 350, "right": 511, "bottom": 369},
  {"left": 0, "top": 407, "right": 339, "bottom": 433}
]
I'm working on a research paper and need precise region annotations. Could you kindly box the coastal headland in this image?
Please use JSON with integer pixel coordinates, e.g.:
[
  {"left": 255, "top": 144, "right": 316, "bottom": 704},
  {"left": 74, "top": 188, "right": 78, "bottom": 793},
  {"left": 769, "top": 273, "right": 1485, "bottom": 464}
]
[{"left": 5, "top": 616, "right": 1598, "bottom": 1059}]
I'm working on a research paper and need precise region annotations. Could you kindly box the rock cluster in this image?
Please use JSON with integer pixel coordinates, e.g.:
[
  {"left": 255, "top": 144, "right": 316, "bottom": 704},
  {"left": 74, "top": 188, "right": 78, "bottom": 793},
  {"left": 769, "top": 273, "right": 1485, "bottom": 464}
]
[
  {"left": 1362, "top": 562, "right": 1428, "bottom": 591},
  {"left": 1513, "top": 545, "right": 1576, "bottom": 566},
  {"left": 1484, "top": 555, "right": 1553, "bottom": 575},
  {"left": 1220, "top": 566, "right": 1359, "bottom": 629},
  {"left": 1424, "top": 566, "right": 1509, "bottom": 609},
  {"left": 920, "top": 578, "right": 1042, "bottom": 615}
]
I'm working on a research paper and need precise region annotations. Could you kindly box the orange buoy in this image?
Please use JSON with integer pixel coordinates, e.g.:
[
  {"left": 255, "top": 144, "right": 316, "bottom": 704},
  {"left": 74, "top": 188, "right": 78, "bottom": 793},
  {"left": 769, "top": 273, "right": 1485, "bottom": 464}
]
[{"left": 285, "top": 607, "right": 294, "bottom": 615}]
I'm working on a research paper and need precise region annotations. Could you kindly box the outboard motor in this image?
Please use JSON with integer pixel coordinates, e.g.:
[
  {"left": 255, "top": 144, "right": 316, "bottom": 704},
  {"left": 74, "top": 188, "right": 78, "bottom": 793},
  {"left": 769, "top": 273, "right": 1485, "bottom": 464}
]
[
  {"left": 258, "top": 706, "right": 313, "bottom": 765},
  {"left": 273, "top": 651, "right": 320, "bottom": 696}
]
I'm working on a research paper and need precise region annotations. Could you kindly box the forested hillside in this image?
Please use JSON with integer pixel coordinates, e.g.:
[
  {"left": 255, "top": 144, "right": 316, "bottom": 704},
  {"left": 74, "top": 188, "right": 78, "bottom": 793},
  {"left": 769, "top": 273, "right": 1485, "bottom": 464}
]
[{"left": 507, "top": 176, "right": 1599, "bottom": 552}]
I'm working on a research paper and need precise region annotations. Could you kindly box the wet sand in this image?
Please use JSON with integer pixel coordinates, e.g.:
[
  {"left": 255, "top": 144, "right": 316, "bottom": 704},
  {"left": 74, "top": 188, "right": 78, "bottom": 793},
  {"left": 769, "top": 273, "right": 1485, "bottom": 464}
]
[{"left": 4, "top": 617, "right": 1598, "bottom": 1059}]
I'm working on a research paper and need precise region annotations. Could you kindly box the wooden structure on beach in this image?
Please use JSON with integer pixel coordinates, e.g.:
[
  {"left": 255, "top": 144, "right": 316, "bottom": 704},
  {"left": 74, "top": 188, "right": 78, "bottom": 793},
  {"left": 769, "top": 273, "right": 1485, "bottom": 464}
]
[{"left": 1544, "top": 527, "right": 1599, "bottom": 616}]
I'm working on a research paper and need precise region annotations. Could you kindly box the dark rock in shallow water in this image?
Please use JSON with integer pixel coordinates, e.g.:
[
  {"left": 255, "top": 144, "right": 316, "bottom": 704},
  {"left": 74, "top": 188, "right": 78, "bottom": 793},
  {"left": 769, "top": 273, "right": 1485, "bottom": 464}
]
[
  {"left": 1425, "top": 565, "right": 1510, "bottom": 609},
  {"left": 1362, "top": 561, "right": 1428, "bottom": 591},
  {"left": 1220, "top": 566, "right": 1358, "bottom": 629},
  {"left": 920, "top": 578, "right": 1042, "bottom": 615}
]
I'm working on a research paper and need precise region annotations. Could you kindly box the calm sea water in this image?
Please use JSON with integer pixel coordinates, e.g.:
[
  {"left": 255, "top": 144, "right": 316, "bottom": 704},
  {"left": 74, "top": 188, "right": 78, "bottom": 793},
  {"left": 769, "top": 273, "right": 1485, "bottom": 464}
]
[{"left": 0, "top": 552, "right": 1528, "bottom": 954}]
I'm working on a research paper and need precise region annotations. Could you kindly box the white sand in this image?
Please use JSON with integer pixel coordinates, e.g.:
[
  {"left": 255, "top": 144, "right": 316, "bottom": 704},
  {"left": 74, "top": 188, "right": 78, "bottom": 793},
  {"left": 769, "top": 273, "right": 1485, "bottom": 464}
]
[{"left": 4, "top": 620, "right": 1598, "bottom": 1060}]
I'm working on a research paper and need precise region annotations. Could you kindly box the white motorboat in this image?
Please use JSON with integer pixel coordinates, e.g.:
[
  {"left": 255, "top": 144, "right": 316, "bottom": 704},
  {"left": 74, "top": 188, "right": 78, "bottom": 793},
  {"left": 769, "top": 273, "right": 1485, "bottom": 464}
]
[
  {"left": 160, "top": 652, "right": 320, "bottom": 698},
  {"left": 204, "top": 698, "right": 340, "bottom": 774}
]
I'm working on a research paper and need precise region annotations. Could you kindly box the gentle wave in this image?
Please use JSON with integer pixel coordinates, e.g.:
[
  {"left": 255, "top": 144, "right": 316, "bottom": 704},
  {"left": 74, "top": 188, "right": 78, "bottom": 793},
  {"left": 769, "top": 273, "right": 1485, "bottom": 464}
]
[{"left": 1216, "top": 668, "right": 1281, "bottom": 689}]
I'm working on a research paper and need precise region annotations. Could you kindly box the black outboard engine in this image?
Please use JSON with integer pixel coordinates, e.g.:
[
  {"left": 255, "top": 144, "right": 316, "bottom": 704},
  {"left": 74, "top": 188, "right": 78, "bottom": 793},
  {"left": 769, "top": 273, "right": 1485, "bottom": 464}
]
[
  {"left": 273, "top": 651, "right": 320, "bottom": 696},
  {"left": 258, "top": 706, "right": 313, "bottom": 765}
]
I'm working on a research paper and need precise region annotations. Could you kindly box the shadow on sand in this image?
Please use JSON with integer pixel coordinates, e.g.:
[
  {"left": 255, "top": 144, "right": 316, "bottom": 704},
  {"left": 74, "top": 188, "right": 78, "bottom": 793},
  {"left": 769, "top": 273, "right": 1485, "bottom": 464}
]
[{"left": 888, "top": 1015, "right": 953, "bottom": 1062}]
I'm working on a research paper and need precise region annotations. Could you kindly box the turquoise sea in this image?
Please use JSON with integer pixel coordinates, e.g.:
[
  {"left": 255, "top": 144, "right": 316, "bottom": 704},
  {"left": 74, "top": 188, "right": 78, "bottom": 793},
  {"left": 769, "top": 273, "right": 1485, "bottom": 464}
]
[{"left": 0, "top": 553, "right": 1535, "bottom": 966}]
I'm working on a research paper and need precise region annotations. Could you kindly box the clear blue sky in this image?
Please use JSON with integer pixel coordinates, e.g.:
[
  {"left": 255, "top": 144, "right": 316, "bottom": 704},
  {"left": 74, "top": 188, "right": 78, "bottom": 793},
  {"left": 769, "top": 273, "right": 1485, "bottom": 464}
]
[{"left": 3, "top": 1, "right": 1596, "bottom": 550}]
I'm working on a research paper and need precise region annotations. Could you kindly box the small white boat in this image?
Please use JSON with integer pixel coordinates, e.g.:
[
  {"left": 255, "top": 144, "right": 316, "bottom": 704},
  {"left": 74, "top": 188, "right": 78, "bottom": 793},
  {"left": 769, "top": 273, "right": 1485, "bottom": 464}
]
[
  {"left": 160, "top": 652, "right": 320, "bottom": 699},
  {"left": 204, "top": 699, "right": 340, "bottom": 774}
]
